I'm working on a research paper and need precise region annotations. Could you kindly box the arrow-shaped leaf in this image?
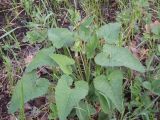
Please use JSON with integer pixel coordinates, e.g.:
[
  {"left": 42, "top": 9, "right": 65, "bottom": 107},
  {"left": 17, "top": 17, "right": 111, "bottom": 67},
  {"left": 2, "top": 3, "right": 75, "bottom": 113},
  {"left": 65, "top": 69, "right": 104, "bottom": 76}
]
[
  {"left": 95, "top": 44, "right": 145, "bottom": 72},
  {"left": 8, "top": 72, "right": 50, "bottom": 113},
  {"left": 55, "top": 75, "right": 88, "bottom": 120}
]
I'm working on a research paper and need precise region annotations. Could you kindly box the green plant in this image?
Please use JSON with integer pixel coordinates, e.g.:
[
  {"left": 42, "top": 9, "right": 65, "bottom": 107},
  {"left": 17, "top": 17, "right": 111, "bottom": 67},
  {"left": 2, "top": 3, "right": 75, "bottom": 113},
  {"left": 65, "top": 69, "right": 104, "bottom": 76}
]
[
  {"left": 117, "top": 0, "right": 149, "bottom": 43},
  {"left": 8, "top": 14, "right": 157, "bottom": 119},
  {"left": 0, "top": 0, "right": 159, "bottom": 119},
  {"left": 3, "top": 56, "right": 14, "bottom": 90}
]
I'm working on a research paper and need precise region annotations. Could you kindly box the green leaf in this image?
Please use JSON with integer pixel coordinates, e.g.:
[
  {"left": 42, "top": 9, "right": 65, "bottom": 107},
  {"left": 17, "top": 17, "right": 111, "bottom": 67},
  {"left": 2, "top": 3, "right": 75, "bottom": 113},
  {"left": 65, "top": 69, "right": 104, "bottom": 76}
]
[
  {"left": 86, "top": 35, "right": 98, "bottom": 58},
  {"left": 143, "top": 80, "right": 160, "bottom": 96},
  {"left": 97, "top": 23, "right": 121, "bottom": 44},
  {"left": 76, "top": 101, "right": 96, "bottom": 120},
  {"left": 24, "top": 29, "right": 47, "bottom": 44},
  {"left": 143, "top": 81, "right": 152, "bottom": 91},
  {"left": 8, "top": 72, "right": 50, "bottom": 113},
  {"left": 152, "top": 80, "right": 160, "bottom": 95},
  {"left": 94, "top": 70, "right": 124, "bottom": 112},
  {"left": 25, "top": 47, "right": 56, "bottom": 72},
  {"left": 97, "top": 93, "right": 112, "bottom": 113},
  {"left": 50, "top": 54, "right": 75, "bottom": 75},
  {"left": 77, "top": 24, "right": 93, "bottom": 42},
  {"left": 98, "top": 112, "right": 109, "bottom": 120},
  {"left": 95, "top": 44, "right": 145, "bottom": 72},
  {"left": 48, "top": 28, "right": 74, "bottom": 48},
  {"left": 77, "top": 28, "right": 92, "bottom": 42},
  {"left": 55, "top": 75, "right": 89, "bottom": 120}
]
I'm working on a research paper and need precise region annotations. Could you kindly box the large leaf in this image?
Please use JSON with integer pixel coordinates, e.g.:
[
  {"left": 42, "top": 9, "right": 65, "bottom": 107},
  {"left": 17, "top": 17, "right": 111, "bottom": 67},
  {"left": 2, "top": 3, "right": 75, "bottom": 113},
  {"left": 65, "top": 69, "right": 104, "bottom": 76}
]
[
  {"left": 50, "top": 54, "right": 75, "bottom": 75},
  {"left": 95, "top": 44, "right": 145, "bottom": 72},
  {"left": 55, "top": 75, "right": 88, "bottom": 120},
  {"left": 76, "top": 101, "right": 96, "bottom": 120},
  {"left": 48, "top": 28, "right": 74, "bottom": 48},
  {"left": 94, "top": 70, "right": 124, "bottom": 112},
  {"left": 25, "top": 47, "right": 56, "bottom": 72},
  {"left": 97, "top": 23, "right": 121, "bottom": 44},
  {"left": 8, "top": 72, "right": 50, "bottom": 113}
]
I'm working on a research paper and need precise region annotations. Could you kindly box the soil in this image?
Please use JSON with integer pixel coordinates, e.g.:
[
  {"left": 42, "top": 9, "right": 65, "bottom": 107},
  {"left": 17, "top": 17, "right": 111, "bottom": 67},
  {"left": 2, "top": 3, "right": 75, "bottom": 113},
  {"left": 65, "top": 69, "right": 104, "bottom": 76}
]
[
  {"left": 0, "top": 71, "right": 10, "bottom": 120},
  {"left": 0, "top": 1, "right": 28, "bottom": 119}
]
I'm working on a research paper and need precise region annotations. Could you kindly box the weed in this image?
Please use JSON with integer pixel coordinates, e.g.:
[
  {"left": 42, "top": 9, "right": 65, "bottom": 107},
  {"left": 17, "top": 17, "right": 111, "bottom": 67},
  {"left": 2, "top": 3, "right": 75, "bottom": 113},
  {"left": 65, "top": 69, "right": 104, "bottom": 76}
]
[{"left": 0, "top": 0, "right": 160, "bottom": 119}]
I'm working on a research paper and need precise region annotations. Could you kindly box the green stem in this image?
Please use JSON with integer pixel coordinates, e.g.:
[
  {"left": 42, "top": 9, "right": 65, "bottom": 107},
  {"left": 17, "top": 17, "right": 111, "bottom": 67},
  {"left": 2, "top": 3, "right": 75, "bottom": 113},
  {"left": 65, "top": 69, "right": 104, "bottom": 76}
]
[
  {"left": 20, "top": 81, "right": 25, "bottom": 120},
  {"left": 76, "top": 54, "right": 84, "bottom": 80}
]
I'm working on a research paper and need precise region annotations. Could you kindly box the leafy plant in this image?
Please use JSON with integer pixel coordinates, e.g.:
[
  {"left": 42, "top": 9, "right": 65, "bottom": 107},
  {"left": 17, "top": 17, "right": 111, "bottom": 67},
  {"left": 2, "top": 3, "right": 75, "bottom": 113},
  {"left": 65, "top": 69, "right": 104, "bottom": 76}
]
[{"left": 9, "top": 16, "right": 150, "bottom": 119}]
